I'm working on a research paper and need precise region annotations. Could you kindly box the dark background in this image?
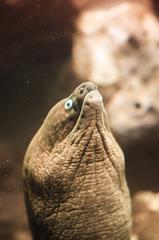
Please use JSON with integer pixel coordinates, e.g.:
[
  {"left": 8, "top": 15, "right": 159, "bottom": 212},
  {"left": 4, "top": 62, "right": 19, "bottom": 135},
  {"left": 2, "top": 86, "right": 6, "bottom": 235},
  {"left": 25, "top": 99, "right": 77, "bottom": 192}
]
[{"left": 0, "top": 1, "right": 77, "bottom": 239}]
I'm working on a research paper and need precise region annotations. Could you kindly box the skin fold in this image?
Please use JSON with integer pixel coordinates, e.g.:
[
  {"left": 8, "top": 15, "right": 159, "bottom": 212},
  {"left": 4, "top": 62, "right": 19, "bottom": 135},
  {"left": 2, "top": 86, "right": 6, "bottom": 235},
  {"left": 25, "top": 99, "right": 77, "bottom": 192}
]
[{"left": 23, "top": 82, "right": 132, "bottom": 240}]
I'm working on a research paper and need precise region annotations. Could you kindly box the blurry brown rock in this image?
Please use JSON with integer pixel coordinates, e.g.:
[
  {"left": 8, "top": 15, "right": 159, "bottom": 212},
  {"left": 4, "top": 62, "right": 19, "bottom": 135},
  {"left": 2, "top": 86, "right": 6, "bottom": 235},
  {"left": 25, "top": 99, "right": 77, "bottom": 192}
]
[
  {"left": 132, "top": 191, "right": 159, "bottom": 240},
  {"left": 70, "top": 0, "right": 159, "bottom": 142},
  {"left": 72, "top": 0, "right": 157, "bottom": 86},
  {"left": 107, "top": 79, "right": 159, "bottom": 143}
]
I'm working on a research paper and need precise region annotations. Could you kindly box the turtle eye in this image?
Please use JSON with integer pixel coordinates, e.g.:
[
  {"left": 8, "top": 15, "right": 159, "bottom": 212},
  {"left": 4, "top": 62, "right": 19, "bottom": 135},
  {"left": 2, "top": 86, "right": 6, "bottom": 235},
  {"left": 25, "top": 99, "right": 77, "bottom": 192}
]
[{"left": 64, "top": 99, "right": 73, "bottom": 110}]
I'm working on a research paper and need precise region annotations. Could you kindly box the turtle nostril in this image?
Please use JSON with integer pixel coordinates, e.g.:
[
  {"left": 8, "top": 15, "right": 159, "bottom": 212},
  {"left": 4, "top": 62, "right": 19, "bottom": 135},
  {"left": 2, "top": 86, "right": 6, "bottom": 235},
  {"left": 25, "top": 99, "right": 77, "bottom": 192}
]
[{"left": 134, "top": 102, "right": 141, "bottom": 109}]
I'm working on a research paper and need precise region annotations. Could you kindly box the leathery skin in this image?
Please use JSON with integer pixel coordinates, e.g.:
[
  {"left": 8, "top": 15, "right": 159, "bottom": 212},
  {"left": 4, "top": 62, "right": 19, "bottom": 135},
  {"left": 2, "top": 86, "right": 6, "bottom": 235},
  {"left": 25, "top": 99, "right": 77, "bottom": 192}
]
[{"left": 23, "top": 82, "right": 132, "bottom": 240}]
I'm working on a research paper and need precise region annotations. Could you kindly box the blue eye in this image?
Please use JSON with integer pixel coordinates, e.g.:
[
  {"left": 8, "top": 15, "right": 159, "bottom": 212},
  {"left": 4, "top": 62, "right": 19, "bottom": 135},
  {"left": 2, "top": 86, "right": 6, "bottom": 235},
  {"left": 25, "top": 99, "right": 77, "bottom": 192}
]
[{"left": 64, "top": 99, "right": 73, "bottom": 110}]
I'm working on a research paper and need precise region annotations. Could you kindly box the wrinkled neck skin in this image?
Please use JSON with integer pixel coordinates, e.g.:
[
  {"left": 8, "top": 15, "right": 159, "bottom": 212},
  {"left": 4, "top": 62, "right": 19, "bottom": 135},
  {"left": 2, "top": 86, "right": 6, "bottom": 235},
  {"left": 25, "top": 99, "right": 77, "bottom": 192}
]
[
  {"left": 24, "top": 98, "right": 132, "bottom": 240},
  {"left": 61, "top": 103, "right": 130, "bottom": 204}
]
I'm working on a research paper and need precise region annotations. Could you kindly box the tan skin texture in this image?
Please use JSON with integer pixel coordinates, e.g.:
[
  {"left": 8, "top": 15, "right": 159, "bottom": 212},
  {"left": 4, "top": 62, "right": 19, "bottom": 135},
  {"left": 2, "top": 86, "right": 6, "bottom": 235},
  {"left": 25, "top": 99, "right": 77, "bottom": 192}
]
[{"left": 23, "top": 82, "right": 132, "bottom": 240}]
